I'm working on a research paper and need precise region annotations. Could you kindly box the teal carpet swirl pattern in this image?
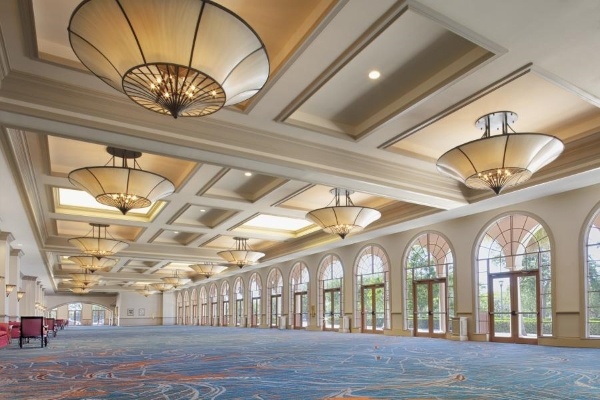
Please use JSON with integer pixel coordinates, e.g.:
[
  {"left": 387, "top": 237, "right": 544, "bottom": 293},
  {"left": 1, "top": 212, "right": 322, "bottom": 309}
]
[{"left": 0, "top": 325, "right": 599, "bottom": 399}]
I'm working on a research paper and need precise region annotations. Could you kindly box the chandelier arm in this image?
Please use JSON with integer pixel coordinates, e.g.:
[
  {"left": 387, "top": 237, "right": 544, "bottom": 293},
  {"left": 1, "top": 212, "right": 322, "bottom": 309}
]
[{"left": 189, "top": 2, "right": 206, "bottom": 68}]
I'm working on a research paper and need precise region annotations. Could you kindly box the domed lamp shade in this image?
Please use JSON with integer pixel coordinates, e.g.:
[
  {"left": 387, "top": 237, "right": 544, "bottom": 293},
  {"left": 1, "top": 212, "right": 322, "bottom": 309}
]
[
  {"left": 71, "top": 287, "right": 91, "bottom": 295},
  {"left": 306, "top": 188, "right": 382, "bottom": 239},
  {"left": 136, "top": 285, "right": 156, "bottom": 297},
  {"left": 68, "top": 0, "right": 269, "bottom": 118},
  {"left": 151, "top": 282, "right": 174, "bottom": 293},
  {"left": 70, "top": 272, "right": 101, "bottom": 287},
  {"left": 68, "top": 223, "right": 129, "bottom": 257},
  {"left": 69, "top": 255, "right": 117, "bottom": 273},
  {"left": 218, "top": 237, "right": 264, "bottom": 268},
  {"left": 190, "top": 263, "right": 228, "bottom": 279},
  {"left": 161, "top": 270, "right": 190, "bottom": 289},
  {"left": 68, "top": 147, "right": 175, "bottom": 215},
  {"left": 436, "top": 111, "right": 564, "bottom": 194}
]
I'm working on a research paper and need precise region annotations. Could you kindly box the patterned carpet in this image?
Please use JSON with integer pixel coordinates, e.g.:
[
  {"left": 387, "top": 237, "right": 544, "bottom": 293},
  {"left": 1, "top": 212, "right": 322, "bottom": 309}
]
[{"left": 0, "top": 325, "right": 598, "bottom": 399}]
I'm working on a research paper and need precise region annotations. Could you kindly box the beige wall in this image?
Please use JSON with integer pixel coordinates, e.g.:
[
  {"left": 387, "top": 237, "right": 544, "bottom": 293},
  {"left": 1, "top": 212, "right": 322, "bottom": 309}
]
[{"left": 179, "top": 183, "right": 600, "bottom": 347}]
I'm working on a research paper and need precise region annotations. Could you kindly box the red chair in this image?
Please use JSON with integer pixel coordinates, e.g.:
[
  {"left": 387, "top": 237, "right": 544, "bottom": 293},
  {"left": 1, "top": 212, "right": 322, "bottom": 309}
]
[
  {"left": 19, "top": 316, "right": 48, "bottom": 348},
  {"left": 45, "top": 318, "right": 57, "bottom": 337},
  {"left": 9, "top": 320, "right": 20, "bottom": 340}
]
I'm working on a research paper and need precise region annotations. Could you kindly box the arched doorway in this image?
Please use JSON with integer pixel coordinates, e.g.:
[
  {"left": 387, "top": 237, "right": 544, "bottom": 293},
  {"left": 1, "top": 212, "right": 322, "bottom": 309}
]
[
  {"left": 248, "top": 273, "right": 262, "bottom": 328},
  {"left": 199, "top": 286, "right": 208, "bottom": 326},
  {"left": 234, "top": 277, "right": 244, "bottom": 327},
  {"left": 209, "top": 283, "right": 219, "bottom": 326},
  {"left": 355, "top": 245, "right": 390, "bottom": 334},
  {"left": 476, "top": 213, "right": 552, "bottom": 344},
  {"left": 405, "top": 232, "right": 454, "bottom": 338},
  {"left": 191, "top": 288, "right": 198, "bottom": 325},
  {"left": 318, "top": 254, "right": 343, "bottom": 331},
  {"left": 176, "top": 292, "right": 183, "bottom": 325},
  {"left": 267, "top": 268, "right": 283, "bottom": 328},
  {"left": 221, "top": 281, "right": 230, "bottom": 327},
  {"left": 290, "top": 262, "right": 309, "bottom": 329}
]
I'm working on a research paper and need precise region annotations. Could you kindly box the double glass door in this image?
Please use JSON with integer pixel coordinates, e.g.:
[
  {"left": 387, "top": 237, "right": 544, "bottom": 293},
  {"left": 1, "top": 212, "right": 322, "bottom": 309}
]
[
  {"left": 293, "top": 291, "right": 308, "bottom": 329},
  {"left": 222, "top": 301, "right": 229, "bottom": 327},
  {"left": 413, "top": 279, "right": 446, "bottom": 337},
  {"left": 361, "top": 284, "right": 384, "bottom": 333},
  {"left": 251, "top": 297, "right": 261, "bottom": 327},
  {"left": 270, "top": 294, "right": 281, "bottom": 328},
  {"left": 323, "top": 288, "right": 341, "bottom": 331},
  {"left": 489, "top": 272, "right": 539, "bottom": 344},
  {"left": 211, "top": 302, "right": 219, "bottom": 326}
]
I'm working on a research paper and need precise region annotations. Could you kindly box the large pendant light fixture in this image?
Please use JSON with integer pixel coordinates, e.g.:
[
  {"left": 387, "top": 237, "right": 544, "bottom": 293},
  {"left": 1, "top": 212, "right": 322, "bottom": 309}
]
[
  {"left": 151, "top": 282, "right": 174, "bottom": 293},
  {"left": 68, "top": 147, "right": 174, "bottom": 215},
  {"left": 68, "top": 255, "right": 117, "bottom": 273},
  {"left": 218, "top": 237, "right": 265, "bottom": 268},
  {"left": 161, "top": 270, "right": 190, "bottom": 289},
  {"left": 68, "top": 0, "right": 269, "bottom": 119},
  {"left": 436, "top": 111, "right": 564, "bottom": 194},
  {"left": 190, "top": 263, "right": 227, "bottom": 279},
  {"left": 68, "top": 223, "right": 129, "bottom": 257},
  {"left": 136, "top": 285, "right": 155, "bottom": 297},
  {"left": 70, "top": 271, "right": 102, "bottom": 287},
  {"left": 306, "top": 188, "right": 382, "bottom": 239},
  {"left": 70, "top": 287, "right": 91, "bottom": 295}
]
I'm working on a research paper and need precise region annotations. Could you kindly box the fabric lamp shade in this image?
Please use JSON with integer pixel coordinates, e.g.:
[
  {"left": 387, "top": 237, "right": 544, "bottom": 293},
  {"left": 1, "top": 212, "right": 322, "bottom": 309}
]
[
  {"left": 218, "top": 237, "right": 264, "bottom": 268},
  {"left": 190, "top": 263, "right": 227, "bottom": 278},
  {"left": 68, "top": 255, "right": 117, "bottom": 273},
  {"left": 68, "top": 0, "right": 269, "bottom": 118}
]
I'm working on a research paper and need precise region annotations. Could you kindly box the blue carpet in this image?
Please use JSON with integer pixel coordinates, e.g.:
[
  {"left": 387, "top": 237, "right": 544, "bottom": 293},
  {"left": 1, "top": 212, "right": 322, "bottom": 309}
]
[{"left": 0, "top": 325, "right": 598, "bottom": 399}]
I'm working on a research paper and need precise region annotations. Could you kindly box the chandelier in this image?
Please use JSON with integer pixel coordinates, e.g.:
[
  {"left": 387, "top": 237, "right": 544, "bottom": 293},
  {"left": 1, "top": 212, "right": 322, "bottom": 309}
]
[
  {"left": 151, "top": 282, "right": 173, "bottom": 293},
  {"left": 68, "top": 147, "right": 174, "bottom": 215},
  {"left": 68, "top": 0, "right": 269, "bottom": 119},
  {"left": 136, "top": 285, "right": 155, "bottom": 297},
  {"left": 68, "top": 223, "right": 129, "bottom": 257},
  {"left": 436, "top": 111, "right": 564, "bottom": 194},
  {"left": 70, "top": 271, "right": 101, "bottom": 287},
  {"left": 218, "top": 237, "right": 264, "bottom": 268},
  {"left": 71, "top": 287, "right": 91, "bottom": 295},
  {"left": 306, "top": 188, "right": 382, "bottom": 239},
  {"left": 161, "top": 270, "right": 190, "bottom": 289},
  {"left": 69, "top": 255, "right": 117, "bottom": 273},
  {"left": 190, "top": 263, "right": 227, "bottom": 279}
]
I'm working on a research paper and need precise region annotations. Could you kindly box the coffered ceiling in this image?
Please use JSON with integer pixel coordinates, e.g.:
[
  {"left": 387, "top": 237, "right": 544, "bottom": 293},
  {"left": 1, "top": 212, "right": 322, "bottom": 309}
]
[{"left": 2, "top": 0, "right": 600, "bottom": 295}]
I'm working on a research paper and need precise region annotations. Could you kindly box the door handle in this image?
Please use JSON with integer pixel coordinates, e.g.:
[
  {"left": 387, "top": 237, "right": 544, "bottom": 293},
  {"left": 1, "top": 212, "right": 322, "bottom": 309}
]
[
  {"left": 511, "top": 310, "right": 516, "bottom": 316},
  {"left": 428, "top": 311, "right": 433, "bottom": 316}
]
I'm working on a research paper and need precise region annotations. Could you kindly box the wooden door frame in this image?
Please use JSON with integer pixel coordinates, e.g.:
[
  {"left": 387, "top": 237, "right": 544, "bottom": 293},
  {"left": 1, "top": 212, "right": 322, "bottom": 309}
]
[
  {"left": 412, "top": 278, "right": 447, "bottom": 338},
  {"left": 361, "top": 283, "right": 385, "bottom": 334}
]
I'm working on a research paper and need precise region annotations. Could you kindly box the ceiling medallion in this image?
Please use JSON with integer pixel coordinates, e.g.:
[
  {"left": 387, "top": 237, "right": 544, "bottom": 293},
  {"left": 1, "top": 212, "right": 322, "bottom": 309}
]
[
  {"left": 190, "top": 263, "right": 228, "bottom": 279},
  {"left": 68, "top": 147, "right": 174, "bottom": 215},
  {"left": 218, "top": 237, "right": 265, "bottom": 268},
  {"left": 68, "top": 223, "right": 129, "bottom": 257},
  {"left": 436, "top": 111, "right": 564, "bottom": 194},
  {"left": 68, "top": 0, "right": 269, "bottom": 118},
  {"left": 68, "top": 255, "right": 117, "bottom": 273},
  {"left": 306, "top": 188, "right": 381, "bottom": 239}
]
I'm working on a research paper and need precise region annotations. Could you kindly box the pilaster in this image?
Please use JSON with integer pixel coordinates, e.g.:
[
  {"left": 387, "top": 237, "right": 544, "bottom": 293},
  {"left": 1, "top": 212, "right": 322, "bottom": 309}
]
[
  {"left": 0, "top": 231, "right": 14, "bottom": 321},
  {"left": 7, "top": 248, "right": 23, "bottom": 318}
]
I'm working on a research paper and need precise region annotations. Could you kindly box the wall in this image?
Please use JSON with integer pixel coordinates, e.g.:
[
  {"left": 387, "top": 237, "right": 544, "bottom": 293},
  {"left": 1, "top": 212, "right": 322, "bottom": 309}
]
[
  {"left": 117, "top": 291, "right": 162, "bottom": 326},
  {"left": 175, "top": 183, "right": 600, "bottom": 348}
]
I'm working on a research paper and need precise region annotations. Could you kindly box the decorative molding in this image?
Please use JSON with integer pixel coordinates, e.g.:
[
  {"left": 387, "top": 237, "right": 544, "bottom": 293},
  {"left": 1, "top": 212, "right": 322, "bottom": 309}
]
[
  {"left": 10, "top": 249, "right": 24, "bottom": 258},
  {"left": 0, "top": 231, "right": 15, "bottom": 243}
]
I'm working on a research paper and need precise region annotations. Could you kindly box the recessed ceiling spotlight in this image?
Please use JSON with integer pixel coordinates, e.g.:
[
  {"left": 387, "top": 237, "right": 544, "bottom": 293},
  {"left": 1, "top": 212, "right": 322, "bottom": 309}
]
[
  {"left": 172, "top": 231, "right": 179, "bottom": 235},
  {"left": 200, "top": 209, "right": 206, "bottom": 213},
  {"left": 244, "top": 172, "right": 253, "bottom": 177},
  {"left": 368, "top": 70, "right": 381, "bottom": 80}
]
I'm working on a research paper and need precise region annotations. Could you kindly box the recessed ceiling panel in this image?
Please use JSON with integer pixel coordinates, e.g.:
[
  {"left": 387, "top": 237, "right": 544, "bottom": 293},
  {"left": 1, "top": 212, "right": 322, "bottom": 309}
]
[
  {"left": 151, "top": 230, "right": 202, "bottom": 246},
  {"left": 172, "top": 205, "right": 238, "bottom": 229},
  {"left": 203, "top": 169, "right": 287, "bottom": 202},
  {"left": 56, "top": 220, "right": 141, "bottom": 242},
  {"left": 284, "top": 7, "right": 494, "bottom": 138}
]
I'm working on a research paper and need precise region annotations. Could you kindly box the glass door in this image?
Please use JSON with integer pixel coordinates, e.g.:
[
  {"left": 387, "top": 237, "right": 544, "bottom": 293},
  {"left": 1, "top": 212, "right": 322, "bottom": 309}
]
[
  {"left": 293, "top": 291, "right": 308, "bottom": 329},
  {"left": 236, "top": 299, "right": 244, "bottom": 326},
  {"left": 211, "top": 302, "right": 219, "bottom": 326},
  {"left": 201, "top": 304, "right": 208, "bottom": 325},
  {"left": 323, "top": 288, "right": 341, "bottom": 331},
  {"left": 361, "top": 284, "right": 384, "bottom": 333},
  {"left": 222, "top": 300, "right": 229, "bottom": 327},
  {"left": 489, "top": 272, "right": 539, "bottom": 344},
  {"left": 413, "top": 279, "right": 447, "bottom": 337},
  {"left": 92, "top": 310, "right": 105, "bottom": 325},
  {"left": 251, "top": 297, "right": 261, "bottom": 327},
  {"left": 270, "top": 294, "right": 281, "bottom": 328}
]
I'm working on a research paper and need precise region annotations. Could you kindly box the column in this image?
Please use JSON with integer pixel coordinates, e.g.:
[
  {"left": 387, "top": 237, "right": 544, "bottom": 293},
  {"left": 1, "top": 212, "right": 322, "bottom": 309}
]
[
  {"left": 0, "top": 231, "right": 15, "bottom": 322},
  {"left": 21, "top": 276, "right": 38, "bottom": 316},
  {"left": 7, "top": 248, "right": 23, "bottom": 319}
]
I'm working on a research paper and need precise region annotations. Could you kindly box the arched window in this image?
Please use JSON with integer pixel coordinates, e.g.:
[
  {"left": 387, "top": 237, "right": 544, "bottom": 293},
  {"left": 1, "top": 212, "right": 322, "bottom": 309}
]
[
  {"left": 318, "top": 254, "right": 344, "bottom": 331},
  {"left": 183, "top": 291, "right": 190, "bottom": 325},
  {"left": 405, "top": 232, "right": 454, "bottom": 337},
  {"left": 234, "top": 277, "right": 244, "bottom": 327},
  {"left": 248, "top": 273, "right": 262, "bottom": 327},
  {"left": 266, "top": 268, "right": 283, "bottom": 328},
  {"left": 476, "top": 213, "right": 552, "bottom": 343},
  {"left": 355, "top": 245, "right": 390, "bottom": 333},
  {"left": 176, "top": 292, "right": 183, "bottom": 325},
  {"left": 91, "top": 304, "right": 110, "bottom": 326},
  {"left": 584, "top": 208, "right": 600, "bottom": 338},
  {"left": 209, "top": 284, "right": 219, "bottom": 326},
  {"left": 289, "top": 262, "right": 310, "bottom": 329},
  {"left": 199, "top": 286, "right": 208, "bottom": 326},
  {"left": 191, "top": 288, "right": 198, "bottom": 325},
  {"left": 221, "top": 281, "right": 230, "bottom": 327}
]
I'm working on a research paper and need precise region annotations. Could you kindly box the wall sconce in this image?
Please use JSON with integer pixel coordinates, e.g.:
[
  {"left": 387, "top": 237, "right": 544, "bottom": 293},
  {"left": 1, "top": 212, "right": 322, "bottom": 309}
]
[
  {"left": 16, "top": 291, "right": 25, "bottom": 301},
  {"left": 5, "top": 284, "right": 16, "bottom": 297}
]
